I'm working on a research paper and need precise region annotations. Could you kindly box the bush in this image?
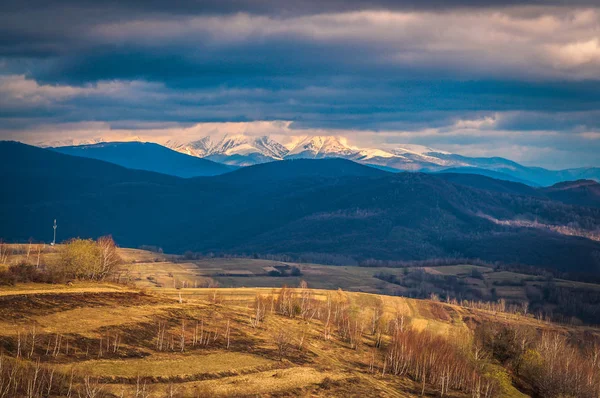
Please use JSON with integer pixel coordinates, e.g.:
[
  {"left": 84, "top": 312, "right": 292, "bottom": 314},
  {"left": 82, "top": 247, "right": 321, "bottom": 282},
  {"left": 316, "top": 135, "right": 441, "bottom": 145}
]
[
  {"left": 0, "top": 262, "right": 53, "bottom": 285},
  {"left": 51, "top": 238, "right": 101, "bottom": 280},
  {"left": 55, "top": 236, "right": 121, "bottom": 281}
]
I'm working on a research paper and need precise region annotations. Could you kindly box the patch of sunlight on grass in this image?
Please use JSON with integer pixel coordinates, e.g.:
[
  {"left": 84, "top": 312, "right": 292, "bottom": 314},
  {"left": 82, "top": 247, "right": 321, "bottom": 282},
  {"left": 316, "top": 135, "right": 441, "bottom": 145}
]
[{"left": 181, "top": 367, "right": 338, "bottom": 396}]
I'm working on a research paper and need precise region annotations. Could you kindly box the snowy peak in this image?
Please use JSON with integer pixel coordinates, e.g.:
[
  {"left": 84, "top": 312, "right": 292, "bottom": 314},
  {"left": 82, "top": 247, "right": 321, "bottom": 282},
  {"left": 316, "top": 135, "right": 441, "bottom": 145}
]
[
  {"left": 253, "top": 136, "right": 289, "bottom": 159},
  {"left": 164, "top": 134, "right": 289, "bottom": 164},
  {"left": 215, "top": 135, "right": 250, "bottom": 155},
  {"left": 164, "top": 137, "right": 213, "bottom": 157},
  {"left": 286, "top": 136, "right": 357, "bottom": 159},
  {"left": 213, "top": 135, "right": 287, "bottom": 158},
  {"left": 353, "top": 148, "right": 396, "bottom": 160}
]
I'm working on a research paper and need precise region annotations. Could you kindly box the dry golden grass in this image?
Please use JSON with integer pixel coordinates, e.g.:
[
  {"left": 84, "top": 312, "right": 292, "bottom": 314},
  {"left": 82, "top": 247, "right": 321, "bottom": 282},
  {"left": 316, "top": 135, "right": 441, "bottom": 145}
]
[
  {"left": 0, "top": 282, "right": 134, "bottom": 296},
  {"left": 2, "top": 246, "right": 600, "bottom": 397},
  {"left": 30, "top": 304, "right": 175, "bottom": 335},
  {"left": 104, "top": 367, "right": 344, "bottom": 397},
  {"left": 56, "top": 352, "right": 275, "bottom": 378},
  {"left": 120, "top": 251, "right": 600, "bottom": 315},
  {"left": 117, "top": 248, "right": 170, "bottom": 263},
  {"left": 2, "top": 279, "right": 598, "bottom": 397},
  {"left": 185, "top": 367, "right": 340, "bottom": 396}
]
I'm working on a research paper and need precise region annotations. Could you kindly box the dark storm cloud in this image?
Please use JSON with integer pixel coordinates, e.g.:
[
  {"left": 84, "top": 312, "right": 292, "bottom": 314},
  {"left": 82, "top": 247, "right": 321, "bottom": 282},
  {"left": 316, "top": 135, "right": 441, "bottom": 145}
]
[
  {"left": 0, "top": 1, "right": 599, "bottom": 167},
  {"left": 2, "top": 0, "right": 598, "bottom": 15}
]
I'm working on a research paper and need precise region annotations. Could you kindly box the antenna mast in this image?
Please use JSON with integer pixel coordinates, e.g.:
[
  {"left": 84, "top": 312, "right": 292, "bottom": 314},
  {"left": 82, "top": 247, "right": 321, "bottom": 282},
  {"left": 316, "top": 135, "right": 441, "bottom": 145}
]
[{"left": 52, "top": 219, "right": 57, "bottom": 246}]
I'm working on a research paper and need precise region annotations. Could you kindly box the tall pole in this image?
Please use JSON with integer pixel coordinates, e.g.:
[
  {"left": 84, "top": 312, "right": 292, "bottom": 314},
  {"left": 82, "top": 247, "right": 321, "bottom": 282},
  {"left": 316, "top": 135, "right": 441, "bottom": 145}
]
[{"left": 52, "top": 219, "right": 57, "bottom": 246}]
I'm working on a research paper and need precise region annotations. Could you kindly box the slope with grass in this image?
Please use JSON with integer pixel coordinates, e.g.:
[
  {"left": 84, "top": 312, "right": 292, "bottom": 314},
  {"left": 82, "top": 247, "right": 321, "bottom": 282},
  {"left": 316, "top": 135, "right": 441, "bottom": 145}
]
[
  {"left": 1, "top": 279, "right": 599, "bottom": 397},
  {"left": 2, "top": 244, "right": 600, "bottom": 397}
]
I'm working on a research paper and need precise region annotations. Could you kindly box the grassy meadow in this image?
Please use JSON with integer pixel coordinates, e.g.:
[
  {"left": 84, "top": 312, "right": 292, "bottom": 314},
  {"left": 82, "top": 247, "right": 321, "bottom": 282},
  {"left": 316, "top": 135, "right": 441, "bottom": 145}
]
[{"left": 118, "top": 250, "right": 600, "bottom": 316}]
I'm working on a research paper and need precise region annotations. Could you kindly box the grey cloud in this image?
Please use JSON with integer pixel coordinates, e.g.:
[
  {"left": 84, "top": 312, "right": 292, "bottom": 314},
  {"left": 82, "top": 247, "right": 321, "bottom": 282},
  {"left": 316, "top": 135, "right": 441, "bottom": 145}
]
[
  {"left": 2, "top": 0, "right": 598, "bottom": 16},
  {"left": 1, "top": 2, "right": 600, "bottom": 168}
]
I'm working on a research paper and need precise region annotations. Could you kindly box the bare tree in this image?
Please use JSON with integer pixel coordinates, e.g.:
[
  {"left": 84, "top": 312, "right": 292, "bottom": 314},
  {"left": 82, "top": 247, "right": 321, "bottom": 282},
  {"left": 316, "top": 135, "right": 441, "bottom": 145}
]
[
  {"left": 28, "top": 325, "right": 36, "bottom": 358},
  {"left": 97, "top": 236, "right": 121, "bottom": 280},
  {"left": 0, "top": 240, "right": 10, "bottom": 264},
  {"left": 251, "top": 294, "right": 269, "bottom": 327},
  {"left": 16, "top": 332, "right": 21, "bottom": 359},
  {"left": 156, "top": 321, "right": 167, "bottom": 351},
  {"left": 26, "top": 239, "right": 33, "bottom": 262},
  {"left": 276, "top": 286, "right": 297, "bottom": 318},
  {"left": 385, "top": 326, "right": 497, "bottom": 397},
  {"left": 225, "top": 320, "right": 231, "bottom": 349},
  {"left": 274, "top": 329, "right": 291, "bottom": 361},
  {"left": 180, "top": 320, "right": 186, "bottom": 352},
  {"left": 81, "top": 376, "right": 105, "bottom": 398},
  {"left": 36, "top": 244, "right": 42, "bottom": 268}
]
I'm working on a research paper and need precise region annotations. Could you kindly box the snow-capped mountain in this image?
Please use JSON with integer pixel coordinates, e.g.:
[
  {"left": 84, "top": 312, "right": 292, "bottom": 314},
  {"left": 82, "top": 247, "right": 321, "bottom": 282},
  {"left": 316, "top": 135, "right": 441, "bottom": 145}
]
[
  {"left": 165, "top": 135, "right": 288, "bottom": 166},
  {"left": 35, "top": 134, "right": 600, "bottom": 186},
  {"left": 164, "top": 137, "right": 214, "bottom": 158},
  {"left": 283, "top": 136, "right": 461, "bottom": 171},
  {"left": 37, "top": 133, "right": 486, "bottom": 172},
  {"left": 286, "top": 136, "right": 358, "bottom": 159}
]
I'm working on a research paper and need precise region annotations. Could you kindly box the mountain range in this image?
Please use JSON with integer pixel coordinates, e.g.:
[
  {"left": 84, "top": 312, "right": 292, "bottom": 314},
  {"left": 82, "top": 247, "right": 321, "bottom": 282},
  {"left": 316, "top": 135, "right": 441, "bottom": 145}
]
[
  {"left": 53, "top": 142, "right": 235, "bottom": 177},
  {"left": 41, "top": 135, "right": 600, "bottom": 186},
  {"left": 2, "top": 141, "right": 600, "bottom": 278}
]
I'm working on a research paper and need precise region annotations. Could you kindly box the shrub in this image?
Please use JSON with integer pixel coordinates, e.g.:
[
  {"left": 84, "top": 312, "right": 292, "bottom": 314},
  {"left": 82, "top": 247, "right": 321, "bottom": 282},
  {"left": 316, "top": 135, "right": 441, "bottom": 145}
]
[
  {"left": 49, "top": 236, "right": 122, "bottom": 281},
  {"left": 0, "top": 262, "right": 52, "bottom": 285}
]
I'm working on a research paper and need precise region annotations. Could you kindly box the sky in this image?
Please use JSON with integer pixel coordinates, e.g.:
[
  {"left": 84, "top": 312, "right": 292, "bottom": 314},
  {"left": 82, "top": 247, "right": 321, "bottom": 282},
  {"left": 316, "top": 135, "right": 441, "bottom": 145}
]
[{"left": 1, "top": 0, "right": 599, "bottom": 169}]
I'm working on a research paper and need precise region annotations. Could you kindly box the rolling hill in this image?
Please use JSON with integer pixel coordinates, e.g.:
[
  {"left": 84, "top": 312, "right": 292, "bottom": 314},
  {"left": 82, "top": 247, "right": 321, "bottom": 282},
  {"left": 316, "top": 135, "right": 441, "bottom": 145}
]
[
  {"left": 214, "top": 157, "right": 388, "bottom": 185},
  {"left": 4, "top": 277, "right": 596, "bottom": 397},
  {"left": 438, "top": 173, "right": 600, "bottom": 208},
  {"left": 2, "top": 141, "right": 600, "bottom": 276},
  {"left": 52, "top": 141, "right": 235, "bottom": 177},
  {"left": 541, "top": 180, "right": 600, "bottom": 208}
]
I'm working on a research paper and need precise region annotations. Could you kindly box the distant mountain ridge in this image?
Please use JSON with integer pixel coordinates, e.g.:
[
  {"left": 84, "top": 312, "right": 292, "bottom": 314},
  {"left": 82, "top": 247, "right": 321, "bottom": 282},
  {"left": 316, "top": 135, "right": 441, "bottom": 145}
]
[
  {"left": 3, "top": 141, "right": 600, "bottom": 277},
  {"left": 53, "top": 142, "right": 235, "bottom": 177},
  {"left": 436, "top": 173, "right": 600, "bottom": 208},
  {"left": 541, "top": 179, "right": 600, "bottom": 208},
  {"left": 35, "top": 134, "right": 600, "bottom": 186}
]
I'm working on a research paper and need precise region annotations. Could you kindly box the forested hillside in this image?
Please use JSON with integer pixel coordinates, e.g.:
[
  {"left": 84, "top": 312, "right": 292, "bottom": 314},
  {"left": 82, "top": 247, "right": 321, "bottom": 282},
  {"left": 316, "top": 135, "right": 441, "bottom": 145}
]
[{"left": 2, "top": 141, "right": 600, "bottom": 276}]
